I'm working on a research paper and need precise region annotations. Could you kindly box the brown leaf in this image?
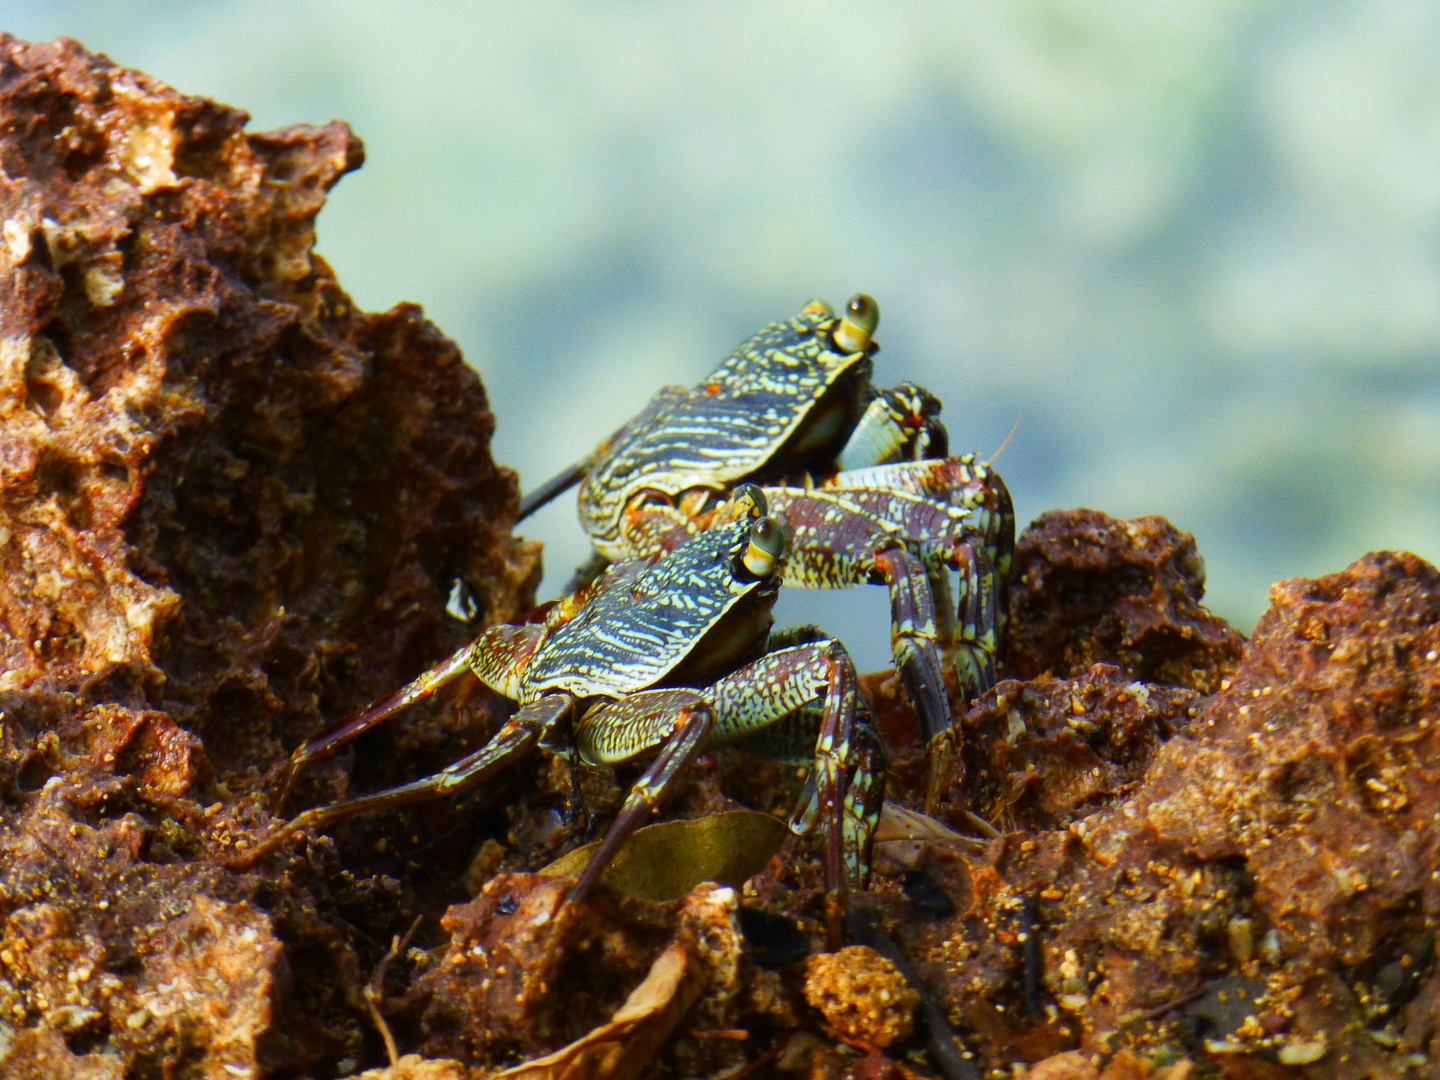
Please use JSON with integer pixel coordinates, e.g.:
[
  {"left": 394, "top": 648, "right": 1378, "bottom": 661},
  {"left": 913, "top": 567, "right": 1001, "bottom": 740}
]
[{"left": 495, "top": 942, "right": 703, "bottom": 1080}]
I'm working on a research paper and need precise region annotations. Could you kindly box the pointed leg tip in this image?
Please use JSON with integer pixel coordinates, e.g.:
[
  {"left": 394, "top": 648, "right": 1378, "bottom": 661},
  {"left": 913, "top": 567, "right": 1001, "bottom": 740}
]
[
  {"left": 269, "top": 775, "right": 296, "bottom": 815},
  {"left": 923, "top": 730, "right": 960, "bottom": 817}
]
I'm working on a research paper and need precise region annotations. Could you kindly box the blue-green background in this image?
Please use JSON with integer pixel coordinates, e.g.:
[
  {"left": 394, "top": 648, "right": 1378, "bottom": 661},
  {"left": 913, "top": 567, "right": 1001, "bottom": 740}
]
[{"left": 8, "top": 2, "right": 1438, "bottom": 667}]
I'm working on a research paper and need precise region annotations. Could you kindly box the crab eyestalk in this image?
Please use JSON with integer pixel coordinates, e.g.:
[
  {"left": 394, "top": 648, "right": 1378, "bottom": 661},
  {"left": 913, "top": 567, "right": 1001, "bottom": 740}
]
[
  {"left": 742, "top": 514, "right": 786, "bottom": 577},
  {"left": 734, "top": 482, "right": 768, "bottom": 519},
  {"left": 832, "top": 293, "right": 879, "bottom": 354}
]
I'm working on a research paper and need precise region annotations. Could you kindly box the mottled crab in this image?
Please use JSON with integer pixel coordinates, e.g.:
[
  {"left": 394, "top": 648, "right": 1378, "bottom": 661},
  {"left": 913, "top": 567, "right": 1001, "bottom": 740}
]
[
  {"left": 240, "top": 488, "right": 880, "bottom": 943},
  {"left": 520, "top": 296, "right": 1014, "bottom": 811}
]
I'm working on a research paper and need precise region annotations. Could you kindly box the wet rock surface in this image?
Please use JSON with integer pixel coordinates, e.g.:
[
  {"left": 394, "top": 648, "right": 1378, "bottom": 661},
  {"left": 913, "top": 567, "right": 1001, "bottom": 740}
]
[{"left": 2, "top": 35, "right": 1438, "bottom": 1080}]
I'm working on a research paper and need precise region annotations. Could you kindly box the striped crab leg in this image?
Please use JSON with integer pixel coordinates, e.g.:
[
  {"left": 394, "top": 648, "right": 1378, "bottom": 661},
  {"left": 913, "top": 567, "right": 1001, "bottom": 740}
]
[
  {"left": 757, "top": 477, "right": 1009, "bottom": 813},
  {"left": 572, "top": 635, "right": 878, "bottom": 946},
  {"left": 232, "top": 694, "right": 570, "bottom": 870},
  {"left": 269, "top": 621, "right": 550, "bottom": 813}
]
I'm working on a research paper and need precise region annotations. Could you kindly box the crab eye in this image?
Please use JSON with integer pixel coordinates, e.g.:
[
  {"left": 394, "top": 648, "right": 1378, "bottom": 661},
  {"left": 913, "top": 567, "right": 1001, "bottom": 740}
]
[
  {"left": 742, "top": 515, "right": 786, "bottom": 577},
  {"left": 832, "top": 293, "right": 879, "bottom": 354},
  {"left": 735, "top": 483, "right": 767, "bottom": 519},
  {"left": 801, "top": 298, "right": 834, "bottom": 318}
]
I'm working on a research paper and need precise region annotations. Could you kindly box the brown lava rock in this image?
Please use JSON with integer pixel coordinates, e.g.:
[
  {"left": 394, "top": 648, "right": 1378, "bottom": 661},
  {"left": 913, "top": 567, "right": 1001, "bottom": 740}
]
[
  {"left": 412, "top": 874, "right": 679, "bottom": 1063},
  {"left": 803, "top": 945, "right": 919, "bottom": 1048},
  {"left": 959, "top": 664, "right": 1203, "bottom": 833},
  {"left": 409, "top": 877, "right": 762, "bottom": 1075},
  {"left": 0, "top": 35, "right": 537, "bottom": 1079},
  {"left": 896, "top": 551, "right": 1440, "bottom": 1077},
  {"left": 1008, "top": 509, "right": 1246, "bottom": 693}
]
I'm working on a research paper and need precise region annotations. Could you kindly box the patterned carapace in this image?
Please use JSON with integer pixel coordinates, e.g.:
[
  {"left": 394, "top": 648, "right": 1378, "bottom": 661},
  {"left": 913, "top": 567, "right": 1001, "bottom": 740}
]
[
  {"left": 576, "top": 296, "right": 884, "bottom": 561},
  {"left": 520, "top": 294, "right": 1013, "bottom": 814}
]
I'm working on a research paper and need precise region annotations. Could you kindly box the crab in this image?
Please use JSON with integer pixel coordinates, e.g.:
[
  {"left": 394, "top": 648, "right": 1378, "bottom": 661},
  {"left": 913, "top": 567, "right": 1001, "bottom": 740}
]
[
  {"left": 240, "top": 488, "right": 881, "bottom": 944},
  {"left": 519, "top": 295, "right": 1014, "bottom": 812}
]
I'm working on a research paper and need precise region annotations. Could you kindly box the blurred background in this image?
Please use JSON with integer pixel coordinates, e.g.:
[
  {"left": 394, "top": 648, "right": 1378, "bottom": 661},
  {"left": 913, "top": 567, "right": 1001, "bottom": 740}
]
[{"left": 8, "top": 1, "right": 1439, "bottom": 667}]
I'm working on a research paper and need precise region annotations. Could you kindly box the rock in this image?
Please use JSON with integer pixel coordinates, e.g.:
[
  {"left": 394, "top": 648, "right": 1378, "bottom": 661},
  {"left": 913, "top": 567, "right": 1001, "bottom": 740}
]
[
  {"left": 414, "top": 879, "right": 752, "bottom": 1076},
  {"left": 803, "top": 945, "right": 919, "bottom": 1048},
  {"left": 3, "top": 29, "right": 1435, "bottom": 1080},
  {"left": 1008, "top": 509, "right": 1246, "bottom": 693},
  {"left": 960, "top": 663, "right": 1201, "bottom": 831},
  {"left": 0, "top": 33, "right": 537, "bottom": 1079},
  {"left": 901, "top": 551, "right": 1440, "bottom": 1075}
]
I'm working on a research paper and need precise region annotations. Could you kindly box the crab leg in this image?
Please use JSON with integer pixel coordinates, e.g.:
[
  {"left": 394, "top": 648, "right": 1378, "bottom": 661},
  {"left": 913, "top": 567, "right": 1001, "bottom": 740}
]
[
  {"left": 819, "top": 454, "right": 1014, "bottom": 672},
  {"left": 820, "top": 454, "right": 1016, "bottom": 591},
  {"left": 704, "top": 638, "right": 870, "bottom": 946},
  {"left": 272, "top": 642, "right": 476, "bottom": 812},
  {"left": 565, "top": 638, "right": 875, "bottom": 945},
  {"left": 567, "top": 689, "right": 715, "bottom": 902},
  {"left": 518, "top": 387, "right": 689, "bottom": 524},
  {"left": 612, "top": 472, "right": 1010, "bottom": 815},
  {"left": 517, "top": 456, "right": 593, "bottom": 522},
  {"left": 762, "top": 486, "right": 1002, "bottom": 797},
  {"left": 232, "top": 694, "right": 571, "bottom": 869},
  {"left": 784, "top": 713, "right": 886, "bottom": 900},
  {"left": 951, "top": 538, "right": 1000, "bottom": 698},
  {"left": 873, "top": 547, "right": 955, "bottom": 814}
]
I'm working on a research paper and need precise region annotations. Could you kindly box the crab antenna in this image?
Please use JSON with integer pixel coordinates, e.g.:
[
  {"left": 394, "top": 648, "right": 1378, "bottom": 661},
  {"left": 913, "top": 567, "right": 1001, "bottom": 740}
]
[
  {"left": 986, "top": 417, "right": 1021, "bottom": 466},
  {"left": 517, "top": 456, "right": 594, "bottom": 522}
]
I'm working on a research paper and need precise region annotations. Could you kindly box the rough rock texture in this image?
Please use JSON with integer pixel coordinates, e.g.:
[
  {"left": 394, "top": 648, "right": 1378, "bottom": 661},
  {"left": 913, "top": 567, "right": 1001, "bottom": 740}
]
[
  {"left": 1008, "top": 510, "right": 1246, "bottom": 693},
  {"left": 409, "top": 880, "right": 749, "bottom": 1077},
  {"left": 958, "top": 664, "right": 1202, "bottom": 833},
  {"left": 803, "top": 945, "right": 919, "bottom": 1047},
  {"left": 0, "top": 35, "right": 538, "bottom": 1079},
  {"left": 897, "top": 550, "right": 1440, "bottom": 1078},
  {"left": 3, "top": 34, "right": 1438, "bottom": 1080}
]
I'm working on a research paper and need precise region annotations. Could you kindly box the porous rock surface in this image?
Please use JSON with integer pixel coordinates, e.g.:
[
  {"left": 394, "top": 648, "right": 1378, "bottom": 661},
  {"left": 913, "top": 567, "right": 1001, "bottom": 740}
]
[
  {"left": 0, "top": 35, "right": 537, "bottom": 1079},
  {"left": 2, "top": 34, "right": 1438, "bottom": 1080},
  {"left": 803, "top": 945, "right": 919, "bottom": 1047},
  {"left": 1007, "top": 509, "right": 1246, "bottom": 693},
  {"left": 900, "top": 547, "right": 1440, "bottom": 1078}
]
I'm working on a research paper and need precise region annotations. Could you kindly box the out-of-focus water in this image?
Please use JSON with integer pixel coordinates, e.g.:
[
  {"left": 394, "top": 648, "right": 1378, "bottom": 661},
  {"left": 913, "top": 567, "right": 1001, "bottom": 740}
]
[{"left": 9, "top": 1, "right": 1438, "bottom": 668}]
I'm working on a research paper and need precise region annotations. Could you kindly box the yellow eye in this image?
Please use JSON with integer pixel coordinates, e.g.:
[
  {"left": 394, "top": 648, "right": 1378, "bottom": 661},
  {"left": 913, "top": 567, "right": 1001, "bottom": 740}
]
[
  {"left": 832, "top": 293, "right": 879, "bottom": 354},
  {"left": 801, "top": 298, "right": 835, "bottom": 318},
  {"left": 742, "top": 515, "right": 786, "bottom": 577}
]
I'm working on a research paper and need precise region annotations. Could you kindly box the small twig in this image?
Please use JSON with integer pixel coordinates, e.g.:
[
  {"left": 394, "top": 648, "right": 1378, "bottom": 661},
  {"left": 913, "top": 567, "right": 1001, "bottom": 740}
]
[{"left": 366, "top": 915, "right": 423, "bottom": 1066}]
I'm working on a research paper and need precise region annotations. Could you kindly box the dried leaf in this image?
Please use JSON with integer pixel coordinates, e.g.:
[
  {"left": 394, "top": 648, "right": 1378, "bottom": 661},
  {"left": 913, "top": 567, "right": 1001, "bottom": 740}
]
[
  {"left": 873, "top": 804, "right": 986, "bottom": 870},
  {"left": 495, "top": 942, "right": 702, "bottom": 1080},
  {"left": 542, "top": 809, "right": 788, "bottom": 901}
]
